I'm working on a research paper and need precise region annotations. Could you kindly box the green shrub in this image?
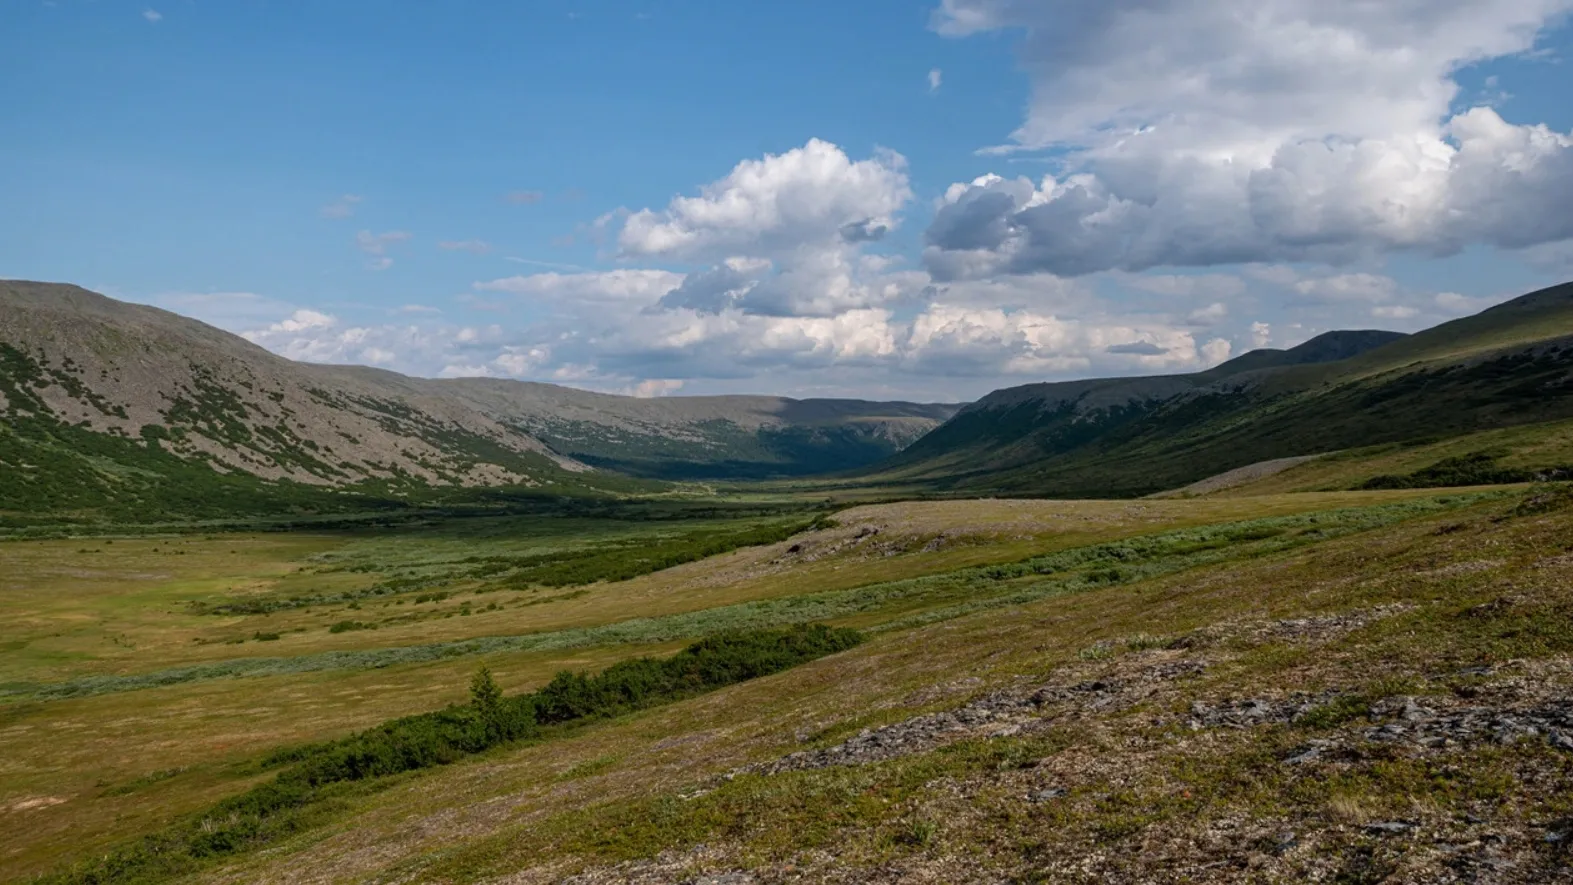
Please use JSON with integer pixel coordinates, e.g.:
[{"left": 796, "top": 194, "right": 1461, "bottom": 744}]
[
  {"left": 1360, "top": 452, "right": 1567, "bottom": 490},
  {"left": 45, "top": 624, "right": 863, "bottom": 885},
  {"left": 328, "top": 620, "right": 373, "bottom": 634}
]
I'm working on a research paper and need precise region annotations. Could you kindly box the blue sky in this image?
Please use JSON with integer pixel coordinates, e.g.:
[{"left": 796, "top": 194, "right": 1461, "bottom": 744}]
[{"left": 4, "top": 1, "right": 1572, "bottom": 400}]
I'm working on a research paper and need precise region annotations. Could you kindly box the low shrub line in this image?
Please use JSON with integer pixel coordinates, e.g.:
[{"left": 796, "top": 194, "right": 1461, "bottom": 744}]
[
  {"left": 40, "top": 624, "right": 863, "bottom": 885},
  {"left": 1360, "top": 452, "right": 1571, "bottom": 490}
]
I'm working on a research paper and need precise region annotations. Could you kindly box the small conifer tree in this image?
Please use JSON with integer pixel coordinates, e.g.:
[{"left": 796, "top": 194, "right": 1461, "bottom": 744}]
[{"left": 470, "top": 665, "right": 503, "bottom": 721}]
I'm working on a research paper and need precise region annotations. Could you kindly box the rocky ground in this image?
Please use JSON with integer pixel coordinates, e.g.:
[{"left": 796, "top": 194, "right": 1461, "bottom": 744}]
[{"left": 539, "top": 606, "right": 1573, "bottom": 885}]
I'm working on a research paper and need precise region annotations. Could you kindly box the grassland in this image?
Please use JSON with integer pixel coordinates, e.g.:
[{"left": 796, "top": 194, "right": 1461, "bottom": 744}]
[
  {"left": 1193, "top": 416, "right": 1573, "bottom": 497},
  {"left": 4, "top": 485, "right": 1571, "bottom": 883}
]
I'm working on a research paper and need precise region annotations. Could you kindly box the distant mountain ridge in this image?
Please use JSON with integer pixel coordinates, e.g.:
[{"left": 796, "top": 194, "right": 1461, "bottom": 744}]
[
  {"left": 868, "top": 281, "right": 1573, "bottom": 497},
  {"left": 0, "top": 281, "right": 957, "bottom": 516},
  {"left": 427, "top": 378, "right": 958, "bottom": 480}
]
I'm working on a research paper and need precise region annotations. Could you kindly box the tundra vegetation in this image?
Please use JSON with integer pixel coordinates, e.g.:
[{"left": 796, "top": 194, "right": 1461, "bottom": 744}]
[
  {"left": 5, "top": 281, "right": 1573, "bottom": 882},
  {"left": 5, "top": 482, "right": 1573, "bottom": 883}
]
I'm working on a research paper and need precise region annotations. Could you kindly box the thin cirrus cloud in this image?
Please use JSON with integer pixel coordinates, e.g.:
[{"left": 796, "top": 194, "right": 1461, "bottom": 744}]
[
  {"left": 505, "top": 190, "right": 545, "bottom": 205},
  {"left": 438, "top": 240, "right": 492, "bottom": 255},
  {"left": 142, "top": 9, "right": 162, "bottom": 23},
  {"left": 319, "top": 194, "right": 363, "bottom": 219},
  {"left": 355, "top": 230, "right": 411, "bottom": 271}
]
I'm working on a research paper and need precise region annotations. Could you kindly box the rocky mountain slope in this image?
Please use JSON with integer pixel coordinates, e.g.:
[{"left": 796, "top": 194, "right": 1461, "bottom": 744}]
[
  {"left": 867, "top": 281, "right": 1573, "bottom": 497},
  {"left": 0, "top": 281, "right": 957, "bottom": 517}
]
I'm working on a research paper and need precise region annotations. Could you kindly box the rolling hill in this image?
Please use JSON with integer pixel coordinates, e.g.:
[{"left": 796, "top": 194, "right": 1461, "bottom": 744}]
[
  {"left": 0, "top": 281, "right": 957, "bottom": 519},
  {"left": 864, "top": 281, "right": 1573, "bottom": 497}
]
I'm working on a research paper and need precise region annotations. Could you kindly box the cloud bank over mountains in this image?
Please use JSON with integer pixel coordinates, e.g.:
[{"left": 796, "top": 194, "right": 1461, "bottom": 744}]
[{"left": 189, "top": 0, "right": 1573, "bottom": 398}]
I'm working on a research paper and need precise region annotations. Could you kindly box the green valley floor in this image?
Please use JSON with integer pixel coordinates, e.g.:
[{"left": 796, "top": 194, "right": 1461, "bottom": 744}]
[{"left": 3, "top": 486, "right": 1571, "bottom": 883}]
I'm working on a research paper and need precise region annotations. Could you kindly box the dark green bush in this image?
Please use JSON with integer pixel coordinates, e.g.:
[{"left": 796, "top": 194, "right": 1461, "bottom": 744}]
[
  {"left": 327, "top": 620, "right": 373, "bottom": 634},
  {"left": 500, "top": 518, "right": 827, "bottom": 589},
  {"left": 1360, "top": 452, "right": 1568, "bottom": 490}
]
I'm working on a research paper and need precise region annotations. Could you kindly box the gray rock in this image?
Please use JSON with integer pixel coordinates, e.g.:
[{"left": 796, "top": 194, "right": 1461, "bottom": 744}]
[
  {"left": 1365, "top": 821, "right": 1417, "bottom": 835},
  {"left": 1284, "top": 745, "right": 1324, "bottom": 766},
  {"left": 1029, "top": 788, "right": 1068, "bottom": 803}
]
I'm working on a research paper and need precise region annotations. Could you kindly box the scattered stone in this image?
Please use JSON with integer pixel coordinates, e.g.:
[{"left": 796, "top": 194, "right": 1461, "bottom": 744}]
[
  {"left": 1283, "top": 742, "right": 1329, "bottom": 766},
  {"left": 1365, "top": 821, "right": 1417, "bottom": 836},
  {"left": 1028, "top": 788, "right": 1067, "bottom": 803},
  {"left": 740, "top": 659, "right": 1204, "bottom": 775},
  {"left": 1257, "top": 605, "right": 1412, "bottom": 642},
  {"left": 1188, "top": 691, "right": 1343, "bottom": 730},
  {"left": 1359, "top": 698, "right": 1573, "bottom": 752}
]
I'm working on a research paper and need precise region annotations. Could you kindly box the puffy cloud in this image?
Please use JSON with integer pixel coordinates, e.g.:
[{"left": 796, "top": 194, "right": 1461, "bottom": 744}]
[
  {"left": 1243, "top": 267, "right": 1503, "bottom": 328},
  {"left": 1250, "top": 322, "right": 1274, "bottom": 350},
  {"left": 1291, "top": 273, "right": 1400, "bottom": 304},
  {"left": 618, "top": 139, "right": 912, "bottom": 261},
  {"left": 905, "top": 302, "right": 1232, "bottom": 376},
  {"left": 242, "top": 311, "right": 435, "bottom": 366},
  {"left": 1184, "top": 302, "right": 1229, "bottom": 326},
  {"left": 925, "top": 1, "right": 1573, "bottom": 277},
  {"left": 1372, "top": 305, "right": 1421, "bottom": 319},
  {"left": 932, "top": 0, "right": 1570, "bottom": 152},
  {"left": 267, "top": 309, "right": 335, "bottom": 334},
  {"left": 737, "top": 250, "right": 927, "bottom": 317},
  {"left": 653, "top": 258, "right": 770, "bottom": 313},
  {"left": 627, "top": 379, "right": 685, "bottom": 398}
]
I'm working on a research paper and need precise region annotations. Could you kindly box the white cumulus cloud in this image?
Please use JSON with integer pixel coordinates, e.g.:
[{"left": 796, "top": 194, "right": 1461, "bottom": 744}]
[
  {"left": 924, "top": 0, "right": 1573, "bottom": 277},
  {"left": 618, "top": 139, "right": 912, "bottom": 261}
]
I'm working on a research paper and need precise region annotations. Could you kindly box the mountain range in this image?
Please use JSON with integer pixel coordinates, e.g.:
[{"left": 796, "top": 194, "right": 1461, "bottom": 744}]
[
  {"left": 3, "top": 278, "right": 1572, "bottom": 520},
  {"left": 869, "top": 281, "right": 1573, "bottom": 497}
]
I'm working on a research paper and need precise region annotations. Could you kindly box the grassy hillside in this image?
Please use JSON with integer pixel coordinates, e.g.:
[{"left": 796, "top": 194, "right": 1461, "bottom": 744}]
[
  {"left": 7, "top": 485, "right": 1572, "bottom": 882},
  {"left": 1168, "top": 416, "right": 1573, "bottom": 498},
  {"left": 0, "top": 281, "right": 953, "bottom": 521},
  {"left": 865, "top": 282, "right": 1573, "bottom": 498}
]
